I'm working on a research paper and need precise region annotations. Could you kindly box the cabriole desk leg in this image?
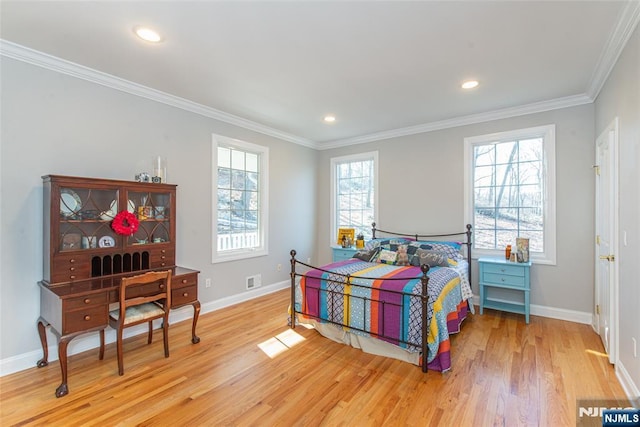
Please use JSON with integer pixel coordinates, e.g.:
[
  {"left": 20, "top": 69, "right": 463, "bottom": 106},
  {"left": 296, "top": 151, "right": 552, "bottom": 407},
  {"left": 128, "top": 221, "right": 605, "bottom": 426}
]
[
  {"left": 55, "top": 337, "right": 72, "bottom": 398},
  {"left": 191, "top": 301, "right": 201, "bottom": 344},
  {"left": 36, "top": 318, "right": 49, "bottom": 368}
]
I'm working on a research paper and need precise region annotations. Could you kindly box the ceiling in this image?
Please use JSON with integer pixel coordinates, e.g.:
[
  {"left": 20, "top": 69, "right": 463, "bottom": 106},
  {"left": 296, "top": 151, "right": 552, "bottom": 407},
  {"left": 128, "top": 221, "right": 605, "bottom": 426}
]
[{"left": 1, "top": 1, "right": 638, "bottom": 149}]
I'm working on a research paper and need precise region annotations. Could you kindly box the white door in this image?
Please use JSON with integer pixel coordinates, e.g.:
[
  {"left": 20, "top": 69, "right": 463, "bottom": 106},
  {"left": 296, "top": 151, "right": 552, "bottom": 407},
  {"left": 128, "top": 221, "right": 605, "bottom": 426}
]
[{"left": 594, "top": 118, "right": 618, "bottom": 364}]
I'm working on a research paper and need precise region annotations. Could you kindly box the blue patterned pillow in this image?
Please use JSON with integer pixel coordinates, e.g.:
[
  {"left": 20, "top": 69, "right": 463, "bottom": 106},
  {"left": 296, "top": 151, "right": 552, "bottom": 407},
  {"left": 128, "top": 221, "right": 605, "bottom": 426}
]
[{"left": 364, "top": 238, "right": 412, "bottom": 252}]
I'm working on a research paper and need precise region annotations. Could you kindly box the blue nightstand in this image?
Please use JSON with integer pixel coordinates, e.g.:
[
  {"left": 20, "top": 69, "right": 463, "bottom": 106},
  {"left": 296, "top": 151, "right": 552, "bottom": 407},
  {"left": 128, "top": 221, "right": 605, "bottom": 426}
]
[
  {"left": 331, "top": 246, "right": 358, "bottom": 262},
  {"left": 478, "top": 257, "right": 532, "bottom": 323}
]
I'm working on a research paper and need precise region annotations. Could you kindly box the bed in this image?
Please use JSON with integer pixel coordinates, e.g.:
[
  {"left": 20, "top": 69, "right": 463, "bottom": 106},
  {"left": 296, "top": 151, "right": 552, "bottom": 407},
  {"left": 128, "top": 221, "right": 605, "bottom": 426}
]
[{"left": 289, "top": 223, "right": 473, "bottom": 372}]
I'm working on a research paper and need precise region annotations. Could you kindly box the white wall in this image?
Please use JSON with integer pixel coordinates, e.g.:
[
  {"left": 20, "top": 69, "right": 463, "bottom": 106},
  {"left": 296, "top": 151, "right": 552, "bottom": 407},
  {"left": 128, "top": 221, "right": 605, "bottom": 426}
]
[
  {"left": 0, "top": 57, "right": 317, "bottom": 364},
  {"left": 594, "top": 24, "right": 640, "bottom": 400},
  {"left": 316, "top": 105, "right": 596, "bottom": 316}
]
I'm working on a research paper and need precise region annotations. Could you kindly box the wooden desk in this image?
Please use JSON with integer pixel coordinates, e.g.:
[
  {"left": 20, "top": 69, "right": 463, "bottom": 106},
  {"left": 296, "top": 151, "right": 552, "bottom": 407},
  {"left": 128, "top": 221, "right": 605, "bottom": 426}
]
[{"left": 36, "top": 266, "right": 200, "bottom": 398}]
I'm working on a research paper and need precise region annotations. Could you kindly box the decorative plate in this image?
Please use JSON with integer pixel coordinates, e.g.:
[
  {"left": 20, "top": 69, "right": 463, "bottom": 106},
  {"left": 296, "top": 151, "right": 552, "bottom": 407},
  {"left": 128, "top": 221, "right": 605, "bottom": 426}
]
[
  {"left": 109, "top": 199, "right": 136, "bottom": 213},
  {"left": 60, "top": 189, "right": 81, "bottom": 217},
  {"left": 98, "top": 235, "right": 116, "bottom": 248}
]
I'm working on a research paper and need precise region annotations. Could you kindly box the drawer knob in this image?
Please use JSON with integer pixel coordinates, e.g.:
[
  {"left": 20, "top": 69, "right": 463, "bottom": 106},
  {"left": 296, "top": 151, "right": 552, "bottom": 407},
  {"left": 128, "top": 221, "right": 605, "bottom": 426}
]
[
  {"left": 182, "top": 279, "right": 188, "bottom": 284},
  {"left": 70, "top": 275, "right": 76, "bottom": 280},
  {"left": 501, "top": 278, "right": 505, "bottom": 282},
  {"left": 159, "top": 284, "right": 165, "bottom": 289},
  {"left": 84, "top": 298, "right": 91, "bottom": 304},
  {"left": 161, "top": 263, "right": 166, "bottom": 266},
  {"left": 161, "top": 256, "right": 166, "bottom": 260},
  {"left": 84, "top": 315, "right": 91, "bottom": 321},
  {"left": 69, "top": 259, "right": 75, "bottom": 264},
  {"left": 70, "top": 267, "right": 75, "bottom": 271},
  {"left": 182, "top": 292, "right": 189, "bottom": 297},
  {"left": 161, "top": 250, "right": 166, "bottom": 254}
]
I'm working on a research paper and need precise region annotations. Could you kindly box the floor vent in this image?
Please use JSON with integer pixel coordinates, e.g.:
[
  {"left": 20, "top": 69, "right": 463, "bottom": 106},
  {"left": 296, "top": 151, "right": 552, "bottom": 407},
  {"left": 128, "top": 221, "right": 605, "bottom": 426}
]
[{"left": 246, "top": 274, "right": 262, "bottom": 290}]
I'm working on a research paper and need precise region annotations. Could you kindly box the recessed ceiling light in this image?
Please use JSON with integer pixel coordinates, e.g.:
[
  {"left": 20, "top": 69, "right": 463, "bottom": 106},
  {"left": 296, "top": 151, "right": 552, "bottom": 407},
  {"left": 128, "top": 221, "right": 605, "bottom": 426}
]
[
  {"left": 134, "top": 26, "right": 162, "bottom": 43},
  {"left": 462, "top": 80, "right": 479, "bottom": 89},
  {"left": 324, "top": 115, "right": 336, "bottom": 123}
]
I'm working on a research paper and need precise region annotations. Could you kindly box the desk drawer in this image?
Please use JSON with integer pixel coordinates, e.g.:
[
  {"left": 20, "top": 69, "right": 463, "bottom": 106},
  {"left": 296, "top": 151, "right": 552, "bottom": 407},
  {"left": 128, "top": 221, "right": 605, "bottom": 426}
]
[
  {"left": 63, "top": 306, "right": 107, "bottom": 334},
  {"left": 51, "top": 254, "right": 91, "bottom": 283},
  {"left": 150, "top": 248, "right": 175, "bottom": 268},
  {"left": 172, "top": 285, "right": 197, "bottom": 307},
  {"left": 65, "top": 293, "right": 108, "bottom": 310}
]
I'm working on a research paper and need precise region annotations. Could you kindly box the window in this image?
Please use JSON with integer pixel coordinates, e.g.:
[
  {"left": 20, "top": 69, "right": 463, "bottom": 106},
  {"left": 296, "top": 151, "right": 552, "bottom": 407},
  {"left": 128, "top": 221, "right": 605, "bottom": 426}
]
[
  {"left": 212, "top": 134, "right": 269, "bottom": 263},
  {"left": 330, "top": 152, "right": 378, "bottom": 242},
  {"left": 464, "top": 125, "right": 556, "bottom": 264}
]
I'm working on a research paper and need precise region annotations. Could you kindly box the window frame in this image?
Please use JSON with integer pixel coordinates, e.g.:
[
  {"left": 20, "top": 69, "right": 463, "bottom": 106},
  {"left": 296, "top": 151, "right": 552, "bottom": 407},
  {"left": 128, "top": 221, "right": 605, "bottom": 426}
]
[
  {"left": 330, "top": 151, "right": 379, "bottom": 244},
  {"left": 463, "top": 124, "right": 556, "bottom": 265},
  {"left": 212, "top": 134, "right": 269, "bottom": 263}
]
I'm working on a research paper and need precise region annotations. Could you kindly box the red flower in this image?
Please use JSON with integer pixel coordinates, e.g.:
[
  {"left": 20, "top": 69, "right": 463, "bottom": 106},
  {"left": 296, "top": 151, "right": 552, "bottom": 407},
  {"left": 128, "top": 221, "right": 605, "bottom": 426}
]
[{"left": 111, "top": 210, "right": 139, "bottom": 236}]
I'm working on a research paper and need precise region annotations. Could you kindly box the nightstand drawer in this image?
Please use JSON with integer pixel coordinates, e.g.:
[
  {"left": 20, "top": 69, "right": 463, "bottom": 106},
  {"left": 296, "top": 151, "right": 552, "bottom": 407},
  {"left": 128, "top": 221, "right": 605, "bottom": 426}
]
[
  {"left": 482, "top": 263, "right": 526, "bottom": 277},
  {"left": 332, "top": 246, "right": 358, "bottom": 262},
  {"left": 482, "top": 272, "right": 526, "bottom": 288}
]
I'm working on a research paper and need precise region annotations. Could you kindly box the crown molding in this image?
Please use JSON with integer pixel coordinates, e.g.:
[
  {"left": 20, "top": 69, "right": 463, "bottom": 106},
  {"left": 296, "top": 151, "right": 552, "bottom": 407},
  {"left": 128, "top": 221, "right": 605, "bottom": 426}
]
[
  {"left": 317, "top": 93, "right": 593, "bottom": 150},
  {"left": 3, "top": 0, "right": 637, "bottom": 154},
  {"left": 0, "top": 40, "right": 317, "bottom": 149},
  {"left": 586, "top": 0, "right": 640, "bottom": 100}
]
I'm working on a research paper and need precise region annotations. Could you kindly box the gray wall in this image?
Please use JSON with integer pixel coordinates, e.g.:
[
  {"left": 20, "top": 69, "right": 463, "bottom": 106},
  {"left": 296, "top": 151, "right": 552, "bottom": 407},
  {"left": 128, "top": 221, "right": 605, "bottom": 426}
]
[
  {"left": 316, "top": 105, "right": 596, "bottom": 314},
  {"left": 0, "top": 57, "right": 317, "bottom": 361},
  {"left": 594, "top": 24, "right": 640, "bottom": 397}
]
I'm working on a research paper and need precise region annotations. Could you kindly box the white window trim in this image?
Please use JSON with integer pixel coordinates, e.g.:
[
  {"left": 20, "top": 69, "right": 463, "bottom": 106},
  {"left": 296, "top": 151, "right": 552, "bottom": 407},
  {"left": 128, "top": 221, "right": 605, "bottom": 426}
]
[
  {"left": 463, "top": 124, "right": 556, "bottom": 265},
  {"left": 212, "top": 134, "right": 269, "bottom": 263},
  {"left": 330, "top": 151, "right": 379, "bottom": 243}
]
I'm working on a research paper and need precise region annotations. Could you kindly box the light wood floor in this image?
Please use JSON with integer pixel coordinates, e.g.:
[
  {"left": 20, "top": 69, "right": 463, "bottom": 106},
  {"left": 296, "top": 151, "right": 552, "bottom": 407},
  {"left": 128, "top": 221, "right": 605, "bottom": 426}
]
[{"left": 0, "top": 289, "right": 628, "bottom": 426}]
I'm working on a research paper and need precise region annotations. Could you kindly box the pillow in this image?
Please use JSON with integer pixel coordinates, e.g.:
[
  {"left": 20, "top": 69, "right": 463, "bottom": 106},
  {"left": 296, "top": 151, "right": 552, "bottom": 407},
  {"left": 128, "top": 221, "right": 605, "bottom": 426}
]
[
  {"left": 415, "top": 241, "right": 463, "bottom": 260},
  {"left": 352, "top": 248, "right": 379, "bottom": 262},
  {"left": 364, "top": 237, "right": 411, "bottom": 252},
  {"left": 410, "top": 249, "right": 449, "bottom": 268},
  {"left": 377, "top": 249, "right": 398, "bottom": 265}
]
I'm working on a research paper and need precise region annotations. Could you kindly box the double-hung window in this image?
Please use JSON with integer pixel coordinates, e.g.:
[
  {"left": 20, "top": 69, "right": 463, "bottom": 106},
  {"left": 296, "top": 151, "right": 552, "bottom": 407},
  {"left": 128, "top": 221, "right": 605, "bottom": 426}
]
[
  {"left": 212, "top": 134, "right": 269, "bottom": 263},
  {"left": 330, "top": 151, "right": 378, "bottom": 241},
  {"left": 464, "top": 125, "right": 556, "bottom": 264}
]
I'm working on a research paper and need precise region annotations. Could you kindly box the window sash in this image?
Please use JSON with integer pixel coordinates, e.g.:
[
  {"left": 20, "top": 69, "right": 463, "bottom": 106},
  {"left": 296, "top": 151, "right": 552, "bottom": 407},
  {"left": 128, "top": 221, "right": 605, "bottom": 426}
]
[
  {"left": 464, "top": 125, "right": 556, "bottom": 265},
  {"left": 212, "top": 135, "right": 268, "bottom": 263},
  {"left": 330, "top": 152, "right": 378, "bottom": 242}
]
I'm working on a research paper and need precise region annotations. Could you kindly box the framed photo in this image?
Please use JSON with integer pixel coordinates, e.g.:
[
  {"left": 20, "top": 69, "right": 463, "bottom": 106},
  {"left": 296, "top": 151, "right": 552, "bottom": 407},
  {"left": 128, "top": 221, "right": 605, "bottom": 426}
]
[
  {"left": 516, "top": 237, "right": 530, "bottom": 262},
  {"left": 337, "top": 227, "right": 355, "bottom": 246}
]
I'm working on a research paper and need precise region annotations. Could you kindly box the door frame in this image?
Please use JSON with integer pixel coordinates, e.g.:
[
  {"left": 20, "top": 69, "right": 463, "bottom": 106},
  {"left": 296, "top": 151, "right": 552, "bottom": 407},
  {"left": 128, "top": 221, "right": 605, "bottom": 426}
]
[{"left": 594, "top": 117, "right": 619, "bottom": 364}]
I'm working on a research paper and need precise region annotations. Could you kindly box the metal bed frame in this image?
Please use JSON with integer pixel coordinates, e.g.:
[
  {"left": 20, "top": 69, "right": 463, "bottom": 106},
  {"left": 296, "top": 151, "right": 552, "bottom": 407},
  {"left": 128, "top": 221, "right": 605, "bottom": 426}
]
[{"left": 290, "top": 223, "right": 472, "bottom": 372}]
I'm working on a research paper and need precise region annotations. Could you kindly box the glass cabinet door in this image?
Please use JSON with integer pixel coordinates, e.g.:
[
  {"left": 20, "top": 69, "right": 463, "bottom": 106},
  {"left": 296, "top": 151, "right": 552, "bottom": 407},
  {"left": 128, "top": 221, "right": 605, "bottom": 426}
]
[
  {"left": 58, "top": 186, "right": 120, "bottom": 252},
  {"left": 126, "top": 190, "right": 171, "bottom": 246}
]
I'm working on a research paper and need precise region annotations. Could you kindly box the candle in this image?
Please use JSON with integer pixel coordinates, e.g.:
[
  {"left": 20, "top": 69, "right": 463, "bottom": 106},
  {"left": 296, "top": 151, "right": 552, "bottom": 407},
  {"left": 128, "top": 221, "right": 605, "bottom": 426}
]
[{"left": 152, "top": 156, "right": 166, "bottom": 182}]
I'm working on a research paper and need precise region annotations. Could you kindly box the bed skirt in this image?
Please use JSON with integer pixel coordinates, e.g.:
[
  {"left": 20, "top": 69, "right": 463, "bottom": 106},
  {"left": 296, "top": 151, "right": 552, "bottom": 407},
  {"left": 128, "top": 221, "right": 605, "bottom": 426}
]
[{"left": 298, "top": 299, "right": 469, "bottom": 372}]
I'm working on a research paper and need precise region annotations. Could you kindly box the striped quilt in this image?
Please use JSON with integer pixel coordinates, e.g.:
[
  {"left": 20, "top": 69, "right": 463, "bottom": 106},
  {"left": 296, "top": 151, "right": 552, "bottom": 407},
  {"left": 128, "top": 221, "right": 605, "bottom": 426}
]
[{"left": 298, "top": 258, "right": 469, "bottom": 371}]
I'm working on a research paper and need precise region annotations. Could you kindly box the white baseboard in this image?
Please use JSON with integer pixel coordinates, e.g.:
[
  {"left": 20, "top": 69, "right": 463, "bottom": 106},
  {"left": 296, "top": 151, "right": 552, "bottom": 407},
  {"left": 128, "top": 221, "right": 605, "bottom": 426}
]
[
  {"left": 471, "top": 295, "right": 593, "bottom": 324},
  {"left": 616, "top": 360, "right": 640, "bottom": 405},
  {"left": 0, "top": 280, "right": 290, "bottom": 377}
]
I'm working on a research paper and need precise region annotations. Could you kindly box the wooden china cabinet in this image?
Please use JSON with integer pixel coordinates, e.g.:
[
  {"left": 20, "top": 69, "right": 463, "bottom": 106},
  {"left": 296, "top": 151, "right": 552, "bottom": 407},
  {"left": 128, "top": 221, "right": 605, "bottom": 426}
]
[{"left": 37, "top": 175, "right": 201, "bottom": 397}]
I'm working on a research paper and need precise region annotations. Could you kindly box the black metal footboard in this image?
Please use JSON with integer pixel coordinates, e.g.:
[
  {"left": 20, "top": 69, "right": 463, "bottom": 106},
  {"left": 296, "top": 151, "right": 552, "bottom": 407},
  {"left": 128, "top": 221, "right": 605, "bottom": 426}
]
[{"left": 289, "top": 250, "right": 432, "bottom": 372}]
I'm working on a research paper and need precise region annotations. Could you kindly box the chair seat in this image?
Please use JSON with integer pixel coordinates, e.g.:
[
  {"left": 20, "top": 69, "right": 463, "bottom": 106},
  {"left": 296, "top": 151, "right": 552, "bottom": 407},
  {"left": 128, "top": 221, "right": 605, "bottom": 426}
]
[{"left": 109, "top": 302, "right": 164, "bottom": 325}]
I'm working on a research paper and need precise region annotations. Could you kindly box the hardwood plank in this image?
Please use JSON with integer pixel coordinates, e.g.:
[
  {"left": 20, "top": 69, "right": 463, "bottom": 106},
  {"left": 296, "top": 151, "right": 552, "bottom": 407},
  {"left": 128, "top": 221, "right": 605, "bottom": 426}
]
[{"left": 0, "top": 291, "right": 629, "bottom": 426}]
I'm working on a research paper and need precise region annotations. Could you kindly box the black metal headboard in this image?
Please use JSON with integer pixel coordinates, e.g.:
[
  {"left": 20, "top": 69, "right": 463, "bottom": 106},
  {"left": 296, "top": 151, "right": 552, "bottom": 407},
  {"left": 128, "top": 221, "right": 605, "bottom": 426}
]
[{"left": 371, "top": 222, "right": 473, "bottom": 283}]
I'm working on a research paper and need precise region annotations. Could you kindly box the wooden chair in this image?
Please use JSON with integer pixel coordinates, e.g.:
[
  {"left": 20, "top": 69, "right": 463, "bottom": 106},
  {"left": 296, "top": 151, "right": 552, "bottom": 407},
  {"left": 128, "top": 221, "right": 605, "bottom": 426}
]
[{"left": 99, "top": 270, "right": 172, "bottom": 375}]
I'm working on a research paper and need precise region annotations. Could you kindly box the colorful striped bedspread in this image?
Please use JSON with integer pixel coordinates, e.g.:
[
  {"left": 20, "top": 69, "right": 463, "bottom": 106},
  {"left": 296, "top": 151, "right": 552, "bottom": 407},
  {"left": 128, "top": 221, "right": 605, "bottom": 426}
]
[{"left": 297, "top": 258, "right": 470, "bottom": 371}]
